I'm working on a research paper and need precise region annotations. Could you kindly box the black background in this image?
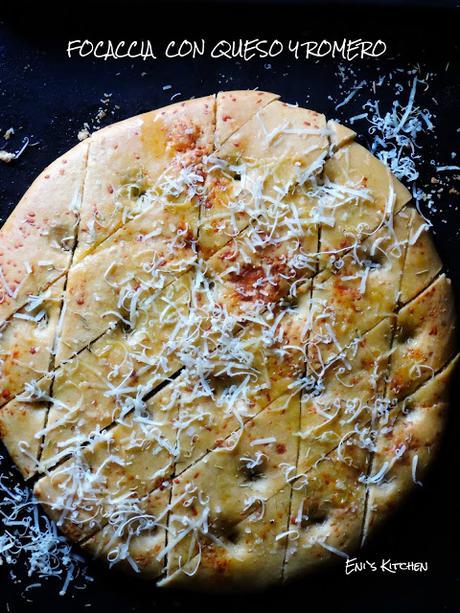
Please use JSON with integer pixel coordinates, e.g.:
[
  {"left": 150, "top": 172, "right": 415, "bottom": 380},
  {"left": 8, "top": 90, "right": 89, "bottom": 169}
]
[{"left": 0, "top": 1, "right": 459, "bottom": 611}]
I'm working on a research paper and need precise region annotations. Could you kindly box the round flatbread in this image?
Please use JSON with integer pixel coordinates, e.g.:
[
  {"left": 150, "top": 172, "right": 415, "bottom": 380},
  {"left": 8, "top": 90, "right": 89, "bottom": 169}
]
[{"left": 0, "top": 91, "right": 456, "bottom": 591}]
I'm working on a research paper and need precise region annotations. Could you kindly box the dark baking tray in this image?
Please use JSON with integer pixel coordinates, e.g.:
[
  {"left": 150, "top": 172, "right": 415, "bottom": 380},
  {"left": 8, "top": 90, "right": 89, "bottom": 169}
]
[{"left": 0, "top": 2, "right": 459, "bottom": 612}]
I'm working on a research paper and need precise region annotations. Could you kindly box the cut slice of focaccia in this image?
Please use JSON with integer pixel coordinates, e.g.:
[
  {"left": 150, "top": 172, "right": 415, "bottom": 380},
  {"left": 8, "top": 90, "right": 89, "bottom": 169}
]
[
  {"left": 81, "top": 487, "right": 170, "bottom": 580},
  {"left": 204, "top": 190, "right": 319, "bottom": 317},
  {"left": 215, "top": 90, "right": 279, "bottom": 148},
  {"left": 297, "top": 318, "right": 392, "bottom": 475},
  {"left": 319, "top": 142, "right": 412, "bottom": 260},
  {"left": 160, "top": 486, "right": 291, "bottom": 591},
  {"left": 165, "top": 392, "right": 300, "bottom": 577},
  {"left": 33, "top": 378, "right": 180, "bottom": 542},
  {"left": 362, "top": 355, "right": 458, "bottom": 541},
  {"left": 74, "top": 96, "right": 215, "bottom": 261},
  {"left": 0, "top": 381, "right": 51, "bottom": 479},
  {"left": 0, "top": 278, "right": 64, "bottom": 407},
  {"left": 399, "top": 210, "right": 442, "bottom": 305},
  {"left": 39, "top": 272, "right": 193, "bottom": 468},
  {"left": 388, "top": 274, "right": 456, "bottom": 401},
  {"left": 199, "top": 100, "right": 329, "bottom": 258},
  {"left": 54, "top": 190, "right": 199, "bottom": 362},
  {"left": 0, "top": 141, "right": 88, "bottom": 323},
  {"left": 284, "top": 439, "right": 368, "bottom": 581},
  {"left": 309, "top": 207, "right": 413, "bottom": 369}
]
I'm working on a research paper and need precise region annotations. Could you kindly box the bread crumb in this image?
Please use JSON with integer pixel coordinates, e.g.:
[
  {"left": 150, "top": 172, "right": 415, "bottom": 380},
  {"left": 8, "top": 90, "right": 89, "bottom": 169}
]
[
  {"left": 76, "top": 93, "right": 115, "bottom": 141},
  {"left": 3, "top": 128, "right": 15, "bottom": 140},
  {"left": 77, "top": 125, "right": 91, "bottom": 141},
  {"left": 0, "top": 150, "right": 15, "bottom": 163}
]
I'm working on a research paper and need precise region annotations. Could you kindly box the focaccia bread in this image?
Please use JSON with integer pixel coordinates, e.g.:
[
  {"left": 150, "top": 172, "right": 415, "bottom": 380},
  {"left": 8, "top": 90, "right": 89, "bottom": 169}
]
[{"left": 0, "top": 91, "right": 456, "bottom": 591}]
